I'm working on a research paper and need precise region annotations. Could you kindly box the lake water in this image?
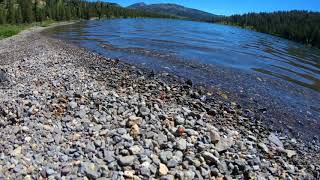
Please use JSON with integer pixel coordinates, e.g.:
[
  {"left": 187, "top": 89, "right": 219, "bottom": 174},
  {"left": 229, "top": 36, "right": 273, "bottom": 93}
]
[{"left": 47, "top": 18, "right": 320, "bottom": 140}]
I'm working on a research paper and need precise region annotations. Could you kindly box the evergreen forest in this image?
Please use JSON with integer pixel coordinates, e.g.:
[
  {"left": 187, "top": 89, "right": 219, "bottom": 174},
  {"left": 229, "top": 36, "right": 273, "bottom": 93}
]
[
  {"left": 0, "top": 0, "right": 170, "bottom": 25},
  {"left": 211, "top": 11, "right": 320, "bottom": 48}
]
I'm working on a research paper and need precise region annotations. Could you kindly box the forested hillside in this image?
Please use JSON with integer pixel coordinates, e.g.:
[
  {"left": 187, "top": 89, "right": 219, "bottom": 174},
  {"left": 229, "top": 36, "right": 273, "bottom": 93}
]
[
  {"left": 128, "top": 3, "right": 218, "bottom": 21},
  {"left": 0, "top": 0, "right": 169, "bottom": 25},
  {"left": 211, "top": 11, "right": 320, "bottom": 48}
]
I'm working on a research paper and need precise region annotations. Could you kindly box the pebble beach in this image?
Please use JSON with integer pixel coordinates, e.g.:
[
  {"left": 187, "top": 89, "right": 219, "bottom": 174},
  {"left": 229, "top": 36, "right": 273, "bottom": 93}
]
[{"left": 0, "top": 25, "right": 319, "bottom": 179}]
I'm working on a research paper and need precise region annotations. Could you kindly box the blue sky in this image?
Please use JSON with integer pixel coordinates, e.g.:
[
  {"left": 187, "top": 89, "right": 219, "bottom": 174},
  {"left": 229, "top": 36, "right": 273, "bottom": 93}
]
[{"left": 98, "top": 0, "right": 320, "bottom": 15}]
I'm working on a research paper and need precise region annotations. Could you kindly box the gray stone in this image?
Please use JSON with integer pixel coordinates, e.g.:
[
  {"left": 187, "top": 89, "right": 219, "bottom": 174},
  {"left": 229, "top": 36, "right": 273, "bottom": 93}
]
[
  {"left": 185, "top": 129, "right": 199, "bottom": 136},
  {"left": 176, "top": 139, "right": 187, "bottom": 150},
  {"left": 248, "top": 135, "right": 257, "bottom": 142},
  {"left": 268, "top": 133, "right": 283, "bottom": 148},
  {"left": 104, "top": 150, "right": 115, "bottom": 163},
  {"left": 209, "top": 129, "right": 220, "bottom": 144},
  {"left": 175, "top": 171, "right": 185, "bottom": 179},
  {"left": 234, "top": 159, "right": 247, "bottom": 170},
  {"left": 140, "top": 107, "right": 150, "bottom": 116},
  {"left": 13, "top": 164, "right": 24, "bottom": 173},
  {"left": 85, "top": 142, "right": 96, "bottom": 153},
  {"left": 75, "top": 110, "right": 86, "bottom": 118},
  {"left": 253, "top": 165, "right": 260, "bottom": 171},
  {"left": 149, "top": 164, "right": 157, "bottom": 174},
  {"left": 46, "top": 168, "right": 55, "bottom": 176},
  {"left": 69, "top": 101, "right": 77, "bottom": 109},
  {"left": 167, "top": 159, "right": 178, "bottom": 168},
  {"left": 117, "top": 128, "right": 127, "bottom": 135},
  {"left": 184, "top": 170, "right": 195, "bottom": 180},
  {"left": 157, "top": 133, "right": 168, "bottom": 145},
  {"left": 59, "top": 155, "right": 69, "bottom": 162},
  {"left": 202, "top": 151, "right": 220, "bottom": 165},
  {"left": 258, "top": 143, "right": 269, "bottom": 153},
  {"left": 81, "top": 162, "right": 100, "bottom": 179},
  {"left": 173, "top": 151, "right": 183, "bottom": 162},
  {"left": 160, "top": 175, "right": 175, "bottom": 180},
  {"left": 140, "top": 167, "right": 151, "bottom": 177},
  {"left": 61, "top": 166, "right": 71, "bottom": 176},
  {"left": 215, "top": 137, "right": 234, "bottom": 152},
  {"left": 118, "top": 156, "right": 136, "bottom": 166},
  {"left": 201, "top": 167, "right": 210, "bottom": 177},
  {"left": 211, "top": 168, "right": 219, "bottom": 176},
  {"left": 175, "top": 115, "right": 185, "bottom": 125},
  {"left": 195, "top": 170, "right": 204, "bottom": 180},
  {"left": 129, "top": 145, "right": 141, "bottom": 155},
  {"left": 160, "top": 151, "right": 173, "bottom": 163}
]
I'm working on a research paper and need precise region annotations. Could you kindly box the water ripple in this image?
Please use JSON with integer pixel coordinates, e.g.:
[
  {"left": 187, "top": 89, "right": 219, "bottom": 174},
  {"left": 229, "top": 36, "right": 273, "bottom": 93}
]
[{"left": 49, "top": 18, "right": 320, "bottom": 92}]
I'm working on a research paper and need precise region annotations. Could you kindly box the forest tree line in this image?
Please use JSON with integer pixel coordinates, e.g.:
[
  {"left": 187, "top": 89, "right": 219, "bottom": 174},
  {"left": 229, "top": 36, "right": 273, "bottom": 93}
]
[
  {"left": 0, "top": 0, "right": 171, "bottom": 25},
  {"left": 210, "top": 11, "right": 320, "bottom": 49}
]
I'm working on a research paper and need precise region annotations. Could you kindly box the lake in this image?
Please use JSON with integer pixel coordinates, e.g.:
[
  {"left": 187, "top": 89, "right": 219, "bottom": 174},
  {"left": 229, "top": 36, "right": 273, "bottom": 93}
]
[{"left": 47, "top": 18, "right": 320, "bottom": 140}]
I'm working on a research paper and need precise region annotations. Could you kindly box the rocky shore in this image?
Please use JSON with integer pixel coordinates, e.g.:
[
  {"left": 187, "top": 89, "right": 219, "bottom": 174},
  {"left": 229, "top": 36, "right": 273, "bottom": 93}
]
[{"left": 0, "top": 26, "right": 319, "bottom": 179}]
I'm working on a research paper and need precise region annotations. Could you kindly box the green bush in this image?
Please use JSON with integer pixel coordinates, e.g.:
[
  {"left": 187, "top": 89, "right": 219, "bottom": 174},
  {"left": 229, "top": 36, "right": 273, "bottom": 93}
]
[
  {"left": 40, "top": 20, "right": 57, "bottom": 27},
  {"left": 0, "top": 24, "right": 29, "bottom": 39},
  {"left": 0, "top": 20, "right": 57, "bottom": 40}
]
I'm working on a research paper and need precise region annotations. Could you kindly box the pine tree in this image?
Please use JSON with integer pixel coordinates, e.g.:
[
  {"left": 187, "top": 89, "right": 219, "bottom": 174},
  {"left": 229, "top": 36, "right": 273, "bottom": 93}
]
[
  {"left": 34, "top": 0, "right": 41, "bottom": 21},
  {"left": 15, "top": 4, "right": 22, "bottom": 23},
  {"left": 0, "top": 2, "right": 6, "bottom": 24},
  {"left": 21, "top": 0, "right": 33, "bottom": 23},
  {"left": 0, "top": 0, "right": 173, "bottom": 26},
  {"left": 7, "top": 0, "right": 16, "bottom": 24},
  {"left": 65, "top": 5, "right": 71, "bottom": 20}
]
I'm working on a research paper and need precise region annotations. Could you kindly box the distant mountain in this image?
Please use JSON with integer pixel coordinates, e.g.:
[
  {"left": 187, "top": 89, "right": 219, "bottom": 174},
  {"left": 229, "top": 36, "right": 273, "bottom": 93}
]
[
  {"left": 127, "top": 3, "right": 218, "bottom": 21},
  {"left": 128, "top": 2, "right": 147, "bottom": 8},
  {"left": 108, "top": 3, "right": 121, "bottom": 7}
]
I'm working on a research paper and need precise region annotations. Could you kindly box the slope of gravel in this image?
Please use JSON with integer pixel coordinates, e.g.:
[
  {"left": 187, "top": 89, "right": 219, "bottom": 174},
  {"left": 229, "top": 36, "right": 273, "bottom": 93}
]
[{"left": 0, "top": 26, "right": 319, "bottom": 179}]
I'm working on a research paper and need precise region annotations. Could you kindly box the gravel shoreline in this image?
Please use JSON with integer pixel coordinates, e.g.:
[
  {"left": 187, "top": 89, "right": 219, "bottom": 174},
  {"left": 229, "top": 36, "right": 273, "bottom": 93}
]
[{"left": 0, "top": 26, "right": 319, "bottom": 179}]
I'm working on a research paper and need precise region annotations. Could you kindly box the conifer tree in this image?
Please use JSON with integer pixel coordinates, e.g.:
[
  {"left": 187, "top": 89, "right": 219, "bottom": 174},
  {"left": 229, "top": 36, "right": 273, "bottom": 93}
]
[
  {"left": 0, "top": 2, "right": 6, "bottom": 24},
  {"left": 21, "top": 0, "right": 33, "bottom": 23},
  {"left": 7, "top": 0, "right": 16, "bottom": 24},
  {"left": 15, "top": 5, "right": 23, "bottom": 23}
]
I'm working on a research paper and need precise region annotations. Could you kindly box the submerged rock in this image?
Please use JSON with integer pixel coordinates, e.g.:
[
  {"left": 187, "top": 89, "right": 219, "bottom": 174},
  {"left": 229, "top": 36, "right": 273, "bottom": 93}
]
[{"left": 268, "top": 133, "right": 283, "bottom": 148}]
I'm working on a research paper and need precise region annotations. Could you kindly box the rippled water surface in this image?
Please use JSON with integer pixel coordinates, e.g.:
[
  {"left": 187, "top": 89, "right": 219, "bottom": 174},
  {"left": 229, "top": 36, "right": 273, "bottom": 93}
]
[
  {"left": 49, "top": 19, "right": 320, "bottom": 92},
  {"left": 48, "top": 19, "right": 320, "bottom": 139},
  {"left": 47, "top": 19, "right": 320, "bottom": 138}
]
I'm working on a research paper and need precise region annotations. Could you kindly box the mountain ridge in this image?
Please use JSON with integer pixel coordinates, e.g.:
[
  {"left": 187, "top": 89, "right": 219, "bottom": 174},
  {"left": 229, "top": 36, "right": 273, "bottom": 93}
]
[{"left": 127, "top": 2, "right": 218, "bottom": 21}]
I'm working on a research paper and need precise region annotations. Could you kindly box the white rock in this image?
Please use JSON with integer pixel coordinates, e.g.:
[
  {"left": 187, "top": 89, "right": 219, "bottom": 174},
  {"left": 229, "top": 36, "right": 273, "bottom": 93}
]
[
  {"left": 159, "top": 163, "right": 169, "bottom": 176},
  {"left": 11, "top": 146, "right": 22, "bottom": 156},
  {"left": 209, "top": 129, "right": 220, "bottom": 144},
  {"left": 285, "top": 150, "right": 297, "bottom": 158},
  {"left": 124, "top": 170, "right": 135, "bottom": 178}
]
